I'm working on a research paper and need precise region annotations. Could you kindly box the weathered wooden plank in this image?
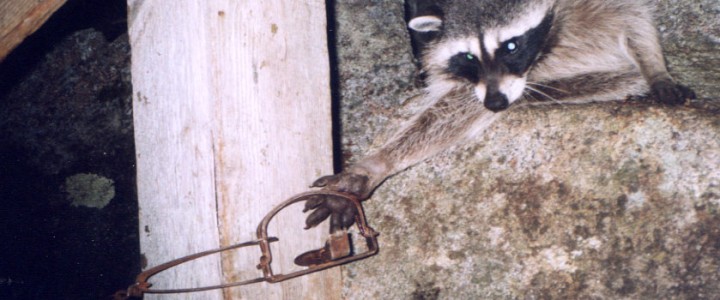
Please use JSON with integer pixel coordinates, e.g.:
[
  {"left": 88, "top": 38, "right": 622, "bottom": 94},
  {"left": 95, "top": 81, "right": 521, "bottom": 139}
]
[
  {"left": 0, "top": 0, "right": 66, "bottom": 61},
  {"left": 128, "top": 0, "right": 339, "bottom": 299}
]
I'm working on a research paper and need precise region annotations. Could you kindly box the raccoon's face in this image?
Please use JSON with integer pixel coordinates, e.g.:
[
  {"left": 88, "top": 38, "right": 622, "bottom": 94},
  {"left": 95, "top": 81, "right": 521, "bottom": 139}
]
[{"left": 409, "top": 1, "right": 555, "bottom": 112}]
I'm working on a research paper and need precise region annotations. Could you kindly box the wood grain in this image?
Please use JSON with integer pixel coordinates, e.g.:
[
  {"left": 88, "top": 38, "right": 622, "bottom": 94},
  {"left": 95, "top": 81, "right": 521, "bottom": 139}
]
[
  {"left": 128, "top": 0, "right": 339, "bottom": 299},
  {"left": 0, "top": 0, "right": 66, "bottom": 61}
]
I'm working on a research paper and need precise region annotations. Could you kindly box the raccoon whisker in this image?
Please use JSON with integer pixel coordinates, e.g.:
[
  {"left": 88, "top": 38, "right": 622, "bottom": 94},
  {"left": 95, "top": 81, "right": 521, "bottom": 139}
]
[
  {"left": 522, "top": 90, "right": 562, "bottom": 108},
  {"left": 524, "top": 85, "right": 565, "bottom": 107},
  {"left": 524, "top": 82, "right": 564, "bottom": 104},
  {"left": 526, "top": 81, "right": 569, "bottom": 95},
  {"left": 522, "top": 90, "right": 539, "bottom": 102},
  {"left": 522, "top": 89, "right": 543, "bottom": 104}
]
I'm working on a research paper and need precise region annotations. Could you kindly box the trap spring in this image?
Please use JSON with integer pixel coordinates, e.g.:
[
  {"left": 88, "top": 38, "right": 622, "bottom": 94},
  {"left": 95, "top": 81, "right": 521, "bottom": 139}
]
[{"left": 114, "top": 191, "right": 378, "bottom": 299}]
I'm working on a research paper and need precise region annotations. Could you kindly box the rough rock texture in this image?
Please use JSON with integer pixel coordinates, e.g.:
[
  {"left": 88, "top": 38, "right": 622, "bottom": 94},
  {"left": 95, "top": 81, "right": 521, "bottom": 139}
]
[
  {"left": 331, "top": 0, "right": 418, "bottom": 161},
  {"left": 0, "top": 28, "right": 137, "bottom": 299},
  {"left": 332, "top": 1, "right": 720, "bottom": 299},
  {"left": 656, "top": 0, "right": 720, "bottom": 99},
  {"left": 347, "top": 103, "right": 720, "bottom": 299}
]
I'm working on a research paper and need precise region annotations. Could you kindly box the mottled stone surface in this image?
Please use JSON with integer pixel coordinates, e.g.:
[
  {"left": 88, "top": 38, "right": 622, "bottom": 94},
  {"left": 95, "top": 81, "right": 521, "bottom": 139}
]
[
  {"left": 332, "top": 0, "right": 418, "bottom": 162},
  {"left": 347, "top": 103, "right": 720, "bottom": 299},
  {"left": 0, "top": 29, "right": 133, "bottom": 176},
  {"left": 332, "top": 0, "right": 720, "bottom": 299},
  {"left": 656, "top": 0, "right": 720, "bottom": 99},
  {"left": 0, "top": 28, "right": 137, "bottom": 299}
]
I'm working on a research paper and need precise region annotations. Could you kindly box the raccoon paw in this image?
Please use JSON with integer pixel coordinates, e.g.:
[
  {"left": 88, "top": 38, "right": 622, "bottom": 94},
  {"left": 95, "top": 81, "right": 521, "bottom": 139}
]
[
  {"left": 303, "top": 173, "right": 370, "bottom": 232},
  {"left": 651, "top": 79, "right": 696, "bottom": 105},
  {"left": 311, "top": 173, "right": 370, "bottom": 196}
]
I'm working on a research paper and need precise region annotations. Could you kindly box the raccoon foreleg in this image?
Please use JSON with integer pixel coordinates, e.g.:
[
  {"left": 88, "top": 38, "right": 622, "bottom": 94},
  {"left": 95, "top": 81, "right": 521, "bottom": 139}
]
[
  {"left": 527, "top": 68, "right": 693, "bottom": 105},
  {"left": 624, "top": 14, "right": 695, "bottom": 104},
  {"left": 305, "top": 87, "right": 501, "bottom": 232}
]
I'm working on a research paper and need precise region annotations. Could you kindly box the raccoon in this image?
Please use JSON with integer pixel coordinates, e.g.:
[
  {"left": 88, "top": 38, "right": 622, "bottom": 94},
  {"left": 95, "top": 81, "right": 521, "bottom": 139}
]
[{"left": 303, "top": 0, "right": 695, "bottom": 232}]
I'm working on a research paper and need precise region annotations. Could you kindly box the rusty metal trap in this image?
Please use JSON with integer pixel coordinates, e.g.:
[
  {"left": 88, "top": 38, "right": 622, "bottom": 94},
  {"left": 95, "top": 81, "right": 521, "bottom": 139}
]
[{"left": 114, "top": 191, "right": 378, "bottom": 299}]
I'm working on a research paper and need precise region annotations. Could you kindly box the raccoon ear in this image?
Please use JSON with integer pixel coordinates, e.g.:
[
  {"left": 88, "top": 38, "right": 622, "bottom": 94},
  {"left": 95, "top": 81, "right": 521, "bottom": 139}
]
[{"left": 408, "top": 15, "right": 443, "bottom": 32}]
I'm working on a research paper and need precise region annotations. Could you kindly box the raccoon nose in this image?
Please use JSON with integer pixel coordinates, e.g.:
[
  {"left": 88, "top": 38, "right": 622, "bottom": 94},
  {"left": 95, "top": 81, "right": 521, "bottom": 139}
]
[{"left": 484, "top": 93, "right": 509, "bottom": 112}]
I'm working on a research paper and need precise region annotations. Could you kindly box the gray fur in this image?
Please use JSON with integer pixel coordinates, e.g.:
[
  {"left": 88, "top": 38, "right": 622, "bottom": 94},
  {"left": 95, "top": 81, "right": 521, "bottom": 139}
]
[{"left": 307, "top": 0, "right": 694, "bottom": 231}]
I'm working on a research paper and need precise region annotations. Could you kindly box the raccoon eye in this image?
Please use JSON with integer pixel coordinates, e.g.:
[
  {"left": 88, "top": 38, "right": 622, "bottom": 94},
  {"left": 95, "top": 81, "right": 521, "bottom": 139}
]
[
  {"left": 448, "top": 52, "right": 481, "bottom": 83},
  {"left": 504, "top": 39, "right": 519, "bottom": 54}
]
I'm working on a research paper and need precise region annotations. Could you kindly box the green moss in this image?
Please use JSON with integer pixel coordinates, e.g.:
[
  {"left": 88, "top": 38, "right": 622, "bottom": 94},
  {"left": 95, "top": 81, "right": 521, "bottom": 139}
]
[{"left": 64, "top": 173, "right": 115, "bottom": 209}]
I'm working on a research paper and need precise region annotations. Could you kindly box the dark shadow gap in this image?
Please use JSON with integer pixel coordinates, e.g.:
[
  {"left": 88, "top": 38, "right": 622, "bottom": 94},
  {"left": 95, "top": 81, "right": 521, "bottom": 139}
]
[{"left": 326, "top": 0, "right": 344, "bottom": 173}]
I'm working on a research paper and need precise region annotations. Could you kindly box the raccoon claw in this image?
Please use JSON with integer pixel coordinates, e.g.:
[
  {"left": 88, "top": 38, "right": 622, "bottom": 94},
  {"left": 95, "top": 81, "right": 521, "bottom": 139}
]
[
  {"left": 303, "top": 194, "right": 358, "bottom": 233},
  {"left": 651, "top": 79, "right": 696, "bottom": 105},
  {"left": 311, "top": 175, "right": 337, "bottom": 188},
  {"left": 305, "top": 172, "right": 370, "bottom": 233},
  {"left": 310, "top": 173, "right": 370, "bottom": 196},
  {"left": 304, "top": 205, "right": 331, "bottom": 229}
]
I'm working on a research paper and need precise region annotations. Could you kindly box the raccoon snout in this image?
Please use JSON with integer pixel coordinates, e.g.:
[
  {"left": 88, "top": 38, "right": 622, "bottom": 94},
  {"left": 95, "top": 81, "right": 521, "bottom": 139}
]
[{"left": 484, "top": 92, "right": 509, "bottom": 112}]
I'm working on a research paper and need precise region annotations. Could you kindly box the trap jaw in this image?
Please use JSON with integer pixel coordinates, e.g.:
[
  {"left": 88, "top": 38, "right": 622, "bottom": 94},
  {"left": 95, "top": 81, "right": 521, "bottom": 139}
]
[
  {"left": 118, "top": 191, "right": 378, "bottom": 299},
  {"left": 255, "top": 191, "right": 379, "bottom": 281}
]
